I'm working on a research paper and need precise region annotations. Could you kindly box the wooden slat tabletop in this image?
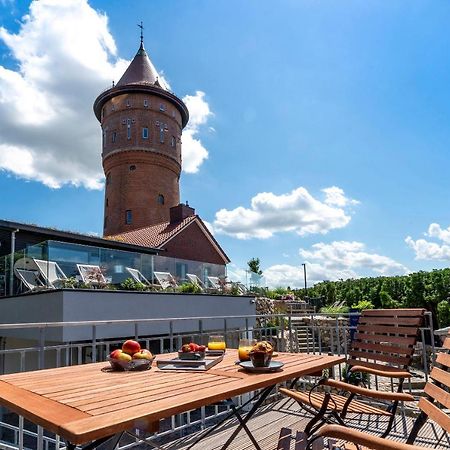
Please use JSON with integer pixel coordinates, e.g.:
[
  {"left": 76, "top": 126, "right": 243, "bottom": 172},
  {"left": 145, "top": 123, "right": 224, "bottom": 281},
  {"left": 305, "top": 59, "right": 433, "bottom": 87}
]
[{"left": 0, "top": 351, "right": 345, "bottom": 445}]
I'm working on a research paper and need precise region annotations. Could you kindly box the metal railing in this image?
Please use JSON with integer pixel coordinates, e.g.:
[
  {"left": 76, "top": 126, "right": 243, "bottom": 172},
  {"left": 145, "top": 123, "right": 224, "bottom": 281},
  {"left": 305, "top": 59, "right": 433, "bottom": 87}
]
[{"left": 0, "top": 311, "right": 435, "bottom": 449}]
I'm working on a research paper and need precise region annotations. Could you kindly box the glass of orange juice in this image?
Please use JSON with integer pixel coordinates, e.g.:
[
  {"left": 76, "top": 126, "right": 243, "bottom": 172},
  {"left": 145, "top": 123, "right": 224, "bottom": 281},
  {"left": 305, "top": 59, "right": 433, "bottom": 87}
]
[
  {"left": 208, "top": 335, "right": 226, "bottom": 351},
  {"left": 238, "top": 338, "right": 256, "bottom": 362}
]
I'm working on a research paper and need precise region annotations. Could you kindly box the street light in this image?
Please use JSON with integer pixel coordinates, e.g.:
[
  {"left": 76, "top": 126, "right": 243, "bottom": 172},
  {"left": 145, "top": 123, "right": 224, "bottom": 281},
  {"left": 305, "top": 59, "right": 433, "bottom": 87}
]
[{"left": 301, "top": 263, "right": 307, "bottom": 299}]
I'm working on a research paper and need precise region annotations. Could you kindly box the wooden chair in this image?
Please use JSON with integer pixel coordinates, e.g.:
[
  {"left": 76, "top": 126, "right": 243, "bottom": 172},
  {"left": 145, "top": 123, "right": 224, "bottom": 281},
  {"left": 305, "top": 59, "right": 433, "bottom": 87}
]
[
  {"left": 277, "top": 333, "right": 450, "bottom": 450},
  {"left": 280, "top": 308, "right": 427, "bottom": 438}
]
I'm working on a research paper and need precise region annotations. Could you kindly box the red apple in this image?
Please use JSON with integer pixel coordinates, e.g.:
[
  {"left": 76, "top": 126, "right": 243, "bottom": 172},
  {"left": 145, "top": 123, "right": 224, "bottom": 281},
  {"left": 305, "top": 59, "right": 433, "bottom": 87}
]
[
  {"left": 122, "top": 339, "right": 141, "bottom": 355},
  {"left": 132, "top": 349, "right": 153, "bottom": 360},
  {"left": 110, "top": 349, "right": 132, "bottom": 361}
]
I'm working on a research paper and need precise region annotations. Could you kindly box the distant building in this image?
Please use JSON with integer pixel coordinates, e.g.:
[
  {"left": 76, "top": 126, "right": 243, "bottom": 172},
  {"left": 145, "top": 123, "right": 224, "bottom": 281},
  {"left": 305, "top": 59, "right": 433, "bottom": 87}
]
[
  {"left": 0, "top": 37, "right": 229, "bottom": 297},
  {"left": 93, "top": 39, "right": 229, "bottom": 267}
]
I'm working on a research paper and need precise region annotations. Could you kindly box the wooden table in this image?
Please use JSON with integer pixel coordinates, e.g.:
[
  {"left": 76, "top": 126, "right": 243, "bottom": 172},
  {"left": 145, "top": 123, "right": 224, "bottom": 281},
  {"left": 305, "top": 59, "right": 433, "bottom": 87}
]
[{"left": 0, "top": 351, "right": 345, "bottom": 449}]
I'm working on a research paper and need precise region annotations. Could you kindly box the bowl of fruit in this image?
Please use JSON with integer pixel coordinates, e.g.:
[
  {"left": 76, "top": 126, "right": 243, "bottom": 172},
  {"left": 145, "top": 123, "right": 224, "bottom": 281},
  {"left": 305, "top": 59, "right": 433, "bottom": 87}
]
[
  {"left": 178, "top": 343, "right": 206, "bottom": 360},
  {"left": 108, "top": 340, "right": 154, "bottom": 371}
]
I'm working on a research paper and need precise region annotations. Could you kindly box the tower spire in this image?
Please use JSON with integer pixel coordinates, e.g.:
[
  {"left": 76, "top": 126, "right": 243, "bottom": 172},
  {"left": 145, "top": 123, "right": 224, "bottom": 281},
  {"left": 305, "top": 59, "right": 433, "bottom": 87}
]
[{"left": 138, "top": 21, "right": 144, "bottom": 47}]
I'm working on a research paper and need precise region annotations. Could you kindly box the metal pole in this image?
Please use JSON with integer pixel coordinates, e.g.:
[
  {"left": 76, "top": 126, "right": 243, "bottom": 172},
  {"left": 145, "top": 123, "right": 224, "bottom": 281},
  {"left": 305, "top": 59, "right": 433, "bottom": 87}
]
[
  {"left": 302, "top": 263, "right": 307, "bottom": 299},
  {"left": 9, "top": 229, "right": 19, "bottom": 296}
]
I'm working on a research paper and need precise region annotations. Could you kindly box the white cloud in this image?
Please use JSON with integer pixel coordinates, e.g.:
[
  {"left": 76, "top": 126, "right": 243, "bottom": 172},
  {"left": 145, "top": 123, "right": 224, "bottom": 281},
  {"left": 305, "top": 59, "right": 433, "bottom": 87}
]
[
  {"left": 181, "top": 91, "right": 212, "bottom": 173},
  {"left": 263, "top": 241, "right": 408, "bottom": 288},
  {"left": 0, "top": 0, "right": 126, "bottom": 189},
  {"left": 213, "top": 187, "right": 357, "bottom": 239},
  {"left": 323, "top": 186, "right": 359, "bottom": 207},
  {"left": 426, "top": 223, "right": 450, "bottom": 244},
  {"left": 0, "top": 0, "right": 209, "bottom": 189},
  {"left": 405, "top": 222, "right": 450, "bottom": 261}
]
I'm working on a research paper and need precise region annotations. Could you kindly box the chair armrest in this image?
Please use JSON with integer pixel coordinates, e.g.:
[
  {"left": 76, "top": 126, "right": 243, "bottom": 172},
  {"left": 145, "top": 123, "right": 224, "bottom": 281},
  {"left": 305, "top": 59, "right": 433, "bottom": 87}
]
[
  {"left": 323, "top": 379, "right": 415, "bottom": 402},
  {"left": 317, "top": 424, "right": 424, "bottom": 450},
  {"left": 349, "top": 365, "right": 412, "bottom": 379},
  {"left": 279, "top": 388, "right": 304, "bottom": 402}
]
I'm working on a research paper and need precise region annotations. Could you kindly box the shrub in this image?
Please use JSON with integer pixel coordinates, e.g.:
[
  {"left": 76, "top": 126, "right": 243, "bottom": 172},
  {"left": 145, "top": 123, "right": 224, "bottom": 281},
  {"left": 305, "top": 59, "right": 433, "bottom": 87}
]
[
  {"left": 120, "top": 278, "right": 147, "bottom": 291},
  {"left": 179, "top": 282, "right": 202, "bottom": 294},
  {"left": 351, "top": 300, "right": 374, "bottom": 311},
  {"left": 320, "top": 305, "right": 350, "bottom": 315},
  {"left": 437, "top": 300, "right": 450, "bottom": 328}
]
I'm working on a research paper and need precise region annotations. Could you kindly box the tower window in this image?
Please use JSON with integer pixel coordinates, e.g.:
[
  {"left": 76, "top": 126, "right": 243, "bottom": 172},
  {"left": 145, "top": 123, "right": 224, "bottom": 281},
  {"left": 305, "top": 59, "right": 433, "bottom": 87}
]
[
  {"left": 142, "top": 127, "right": 149, "bottom": 139},
  {"left": 106, "top": 198, "right": 109, "bottom": 207},
  {"left": 144, "top": 99, "right": 149, "bottom": 107},
  {"left": 129, "top": 165, "right": 136, "bottom": 171},
  {"left": 159, "top": 124, "right": 165, "bottom": 143},
  {"left": 104, "top": 216, "right": 108, "bottom": 228},
  {"left": 127, "top": 118, "right": 131, "bottom": 140},
  {"left": 126, "top": 100, "right": 131, "bottom": 107},
  {"left": 171, "top": 136, "right": 175, "bottom": 147},
  {"left": 158, "top": 194, "right": 165, "bottom": 205},
  {"left": 159, "top": 103, "right": 165, "bottom": 111},
  {"left": 125, "top": 210, "right": 132, "bottom": 224},
  {"left": 172, "top": 110, "right": 176, "bottom": 118},
  {"left": 106, "top": 173, "right": 111, "bottom": 185},
  {"left": 112, "top": 131, "right": 117, "bottom": 143}
]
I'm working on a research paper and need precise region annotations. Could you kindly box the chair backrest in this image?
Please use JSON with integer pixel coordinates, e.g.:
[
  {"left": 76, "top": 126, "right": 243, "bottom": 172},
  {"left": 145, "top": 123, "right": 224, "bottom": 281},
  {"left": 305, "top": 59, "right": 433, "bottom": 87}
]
[
  {"left": 34, "top": 259, "right": 67, "bottom": 286},
  {"left": 14, "top": 268, "right": 43, "bottom": 291},
  {"left": 348, "top": 308, "right": 426, "bottom": 372},
  {"left": 186, "top": 273, "right": 205, "bottom": 289},
  {"left": 126, "top": 267, "right": 150, "bottom": 285},
  {"left": 417, "top": 334, "right": 450, "bottom": 434},
  {"left": 153, "top": 271, "right": 177, "bottom": 289},
  {"left": 77, "top": 264, "right": 107, "bottom": 284}
]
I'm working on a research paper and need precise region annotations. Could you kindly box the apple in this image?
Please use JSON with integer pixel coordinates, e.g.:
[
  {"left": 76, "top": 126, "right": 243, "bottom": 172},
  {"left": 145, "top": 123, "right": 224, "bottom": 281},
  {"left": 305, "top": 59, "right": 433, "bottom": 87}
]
[
  {"left": 197, "top": 345, "right": 206, "bottom": 352},
  {"left": 110, "top": 349, "right": 132, "bottom": 361},
  {"left": 132, "top": 349, "right": 153, "bottom": 360},
  {"left": 122, "top": 339, "right": 141, "bottom": 355},
  {"left": 181, "top": 344, "right": 192, "bottom": 353}
]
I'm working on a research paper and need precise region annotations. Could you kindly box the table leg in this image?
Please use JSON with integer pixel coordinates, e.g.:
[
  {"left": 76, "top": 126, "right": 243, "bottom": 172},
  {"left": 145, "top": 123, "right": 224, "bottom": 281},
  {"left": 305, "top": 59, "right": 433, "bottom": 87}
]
[
  {"left": 185, "top": 386, "right": 273, "bottom": 450},
  {"left": 65, "top": 433, "right": 120, "bottom": 450},
  {"left": 220, "top": 384, "right": 275, "bottom": 450}
]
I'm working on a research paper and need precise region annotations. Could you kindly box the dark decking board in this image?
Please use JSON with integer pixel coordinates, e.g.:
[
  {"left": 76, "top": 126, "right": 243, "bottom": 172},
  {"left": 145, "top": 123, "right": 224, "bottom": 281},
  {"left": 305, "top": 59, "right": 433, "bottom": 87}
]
[{"left": 157, "top": 399, "right": 450, "bottom": 450}]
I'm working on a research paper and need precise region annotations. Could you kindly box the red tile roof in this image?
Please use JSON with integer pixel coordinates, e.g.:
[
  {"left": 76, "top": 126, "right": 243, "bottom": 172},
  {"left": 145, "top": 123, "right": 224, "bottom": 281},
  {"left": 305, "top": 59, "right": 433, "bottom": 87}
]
[{"left": 107, "top": 215, "right": 198, "bottom": 248}]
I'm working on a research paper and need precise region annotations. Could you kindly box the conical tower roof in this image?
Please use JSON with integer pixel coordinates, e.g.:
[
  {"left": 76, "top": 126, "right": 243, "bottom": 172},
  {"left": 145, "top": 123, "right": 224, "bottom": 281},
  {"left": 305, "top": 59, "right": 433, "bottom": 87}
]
[{"left": 116, "top": 43, "right": 161, "bottom": 87}]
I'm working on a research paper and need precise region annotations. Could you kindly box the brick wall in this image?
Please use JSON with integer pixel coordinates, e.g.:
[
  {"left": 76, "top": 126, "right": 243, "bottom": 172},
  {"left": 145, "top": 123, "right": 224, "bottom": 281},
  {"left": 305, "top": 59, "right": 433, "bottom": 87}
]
[
  {"left": 100, "top": 91, "right": 184, "bottom": 236},
  {"left": 162, "top": 222, "right": 227, "bottom": 265}
]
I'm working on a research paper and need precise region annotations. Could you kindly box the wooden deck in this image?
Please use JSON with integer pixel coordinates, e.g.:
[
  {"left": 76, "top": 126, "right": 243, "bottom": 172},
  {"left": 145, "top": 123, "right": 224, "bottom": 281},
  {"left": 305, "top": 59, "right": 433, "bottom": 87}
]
[{"left": 152, "top": 398, "right": 450, "bottom": 450}]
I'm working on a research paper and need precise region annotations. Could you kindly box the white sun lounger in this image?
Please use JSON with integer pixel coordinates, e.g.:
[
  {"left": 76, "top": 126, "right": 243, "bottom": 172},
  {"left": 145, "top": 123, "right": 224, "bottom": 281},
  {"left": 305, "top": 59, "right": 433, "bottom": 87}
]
[
  {"left": 126, "top": 267, "right": 151, "bottom": 285},
  {"left": 153, "top": 271, "right": 178, "bottom": 289},
  {"left": 206, "top": 276, "right": 221, "bottom": 289},
  {"left": 33, "top": 259, "right": 67, "bottom": 288},
  {"left": 186, "top": 273, "right": 205, "bottom": 290},
  {"left": 77, "top": 264, "right": 107, "bottom": 285},
  {"left": 14, "top": 268, "right": 45, "bottom": 292}
]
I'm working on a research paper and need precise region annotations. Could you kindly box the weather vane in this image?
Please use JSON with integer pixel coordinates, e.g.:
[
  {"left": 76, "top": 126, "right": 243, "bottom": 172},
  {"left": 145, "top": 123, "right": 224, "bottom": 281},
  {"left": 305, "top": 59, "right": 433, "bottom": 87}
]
[{"left": 138, "top": 21, "right": 144, "bottom": 46}]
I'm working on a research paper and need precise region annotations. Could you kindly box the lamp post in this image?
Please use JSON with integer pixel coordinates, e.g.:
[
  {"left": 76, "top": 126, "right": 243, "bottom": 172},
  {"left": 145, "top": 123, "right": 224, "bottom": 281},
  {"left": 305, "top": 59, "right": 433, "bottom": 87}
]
[{"left": 301, "top": 263, "right": 307, "bottom": 299}]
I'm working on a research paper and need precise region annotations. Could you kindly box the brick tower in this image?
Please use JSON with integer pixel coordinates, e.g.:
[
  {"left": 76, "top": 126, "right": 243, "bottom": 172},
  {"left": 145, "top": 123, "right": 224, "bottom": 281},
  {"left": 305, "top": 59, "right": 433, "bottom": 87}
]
[{"left": 94, "top": 39, "right": 189, "bottom": 237}]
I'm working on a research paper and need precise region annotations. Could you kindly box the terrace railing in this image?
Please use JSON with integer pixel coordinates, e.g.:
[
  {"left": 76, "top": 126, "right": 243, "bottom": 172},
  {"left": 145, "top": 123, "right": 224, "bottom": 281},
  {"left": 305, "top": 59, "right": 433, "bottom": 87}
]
[{"left": 0, "top": 311, "right": 436, "bottom": 450}]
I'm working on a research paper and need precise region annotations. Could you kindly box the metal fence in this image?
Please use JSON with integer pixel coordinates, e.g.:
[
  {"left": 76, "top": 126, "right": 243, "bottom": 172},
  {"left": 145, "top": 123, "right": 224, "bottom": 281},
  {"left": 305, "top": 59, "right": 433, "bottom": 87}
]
[{"left": 0, "top": 311, "right": 436, "bottom": 450}]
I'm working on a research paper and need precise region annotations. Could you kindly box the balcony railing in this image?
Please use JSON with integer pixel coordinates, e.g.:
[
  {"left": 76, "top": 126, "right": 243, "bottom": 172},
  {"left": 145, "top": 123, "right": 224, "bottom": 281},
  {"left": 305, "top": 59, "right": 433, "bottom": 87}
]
[
  {"left": 0, "top": 311, "right": 436, "bottom": 449},
  {"left": 0, "top": 239, "right": 226, "bottom": 297}
]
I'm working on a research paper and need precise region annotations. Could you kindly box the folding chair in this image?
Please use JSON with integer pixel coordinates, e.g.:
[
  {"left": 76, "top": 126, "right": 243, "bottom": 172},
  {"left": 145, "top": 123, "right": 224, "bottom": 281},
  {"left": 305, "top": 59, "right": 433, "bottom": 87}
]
[{"left": 280, "top": 309, "right": 426, "bottom": 437}]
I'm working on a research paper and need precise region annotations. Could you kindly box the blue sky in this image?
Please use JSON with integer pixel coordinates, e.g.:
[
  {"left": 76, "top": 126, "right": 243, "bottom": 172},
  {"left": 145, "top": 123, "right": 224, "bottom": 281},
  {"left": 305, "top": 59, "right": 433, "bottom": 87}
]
[{"left": 1, "top": 0, "right": 450, "bottom": 286}]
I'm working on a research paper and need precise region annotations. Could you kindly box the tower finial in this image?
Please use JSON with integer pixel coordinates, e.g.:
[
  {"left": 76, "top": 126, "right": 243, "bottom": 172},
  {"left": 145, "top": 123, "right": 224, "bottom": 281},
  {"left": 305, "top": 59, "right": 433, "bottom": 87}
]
[{"left": 138, "top": 21, "right": 144, "bottom": 47}]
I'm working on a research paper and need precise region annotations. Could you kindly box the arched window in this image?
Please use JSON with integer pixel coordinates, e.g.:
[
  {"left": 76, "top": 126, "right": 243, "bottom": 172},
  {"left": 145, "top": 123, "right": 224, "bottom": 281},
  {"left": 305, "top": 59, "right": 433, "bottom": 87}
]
[
  {"left": 125, "top": 210, "right": 132, "bottom": 224},
  {"left": 157, "top": 194, "right": 165, "bottom": 205},
  {"left": 129, "top": 165, "right": 136, "bottom": 171}
]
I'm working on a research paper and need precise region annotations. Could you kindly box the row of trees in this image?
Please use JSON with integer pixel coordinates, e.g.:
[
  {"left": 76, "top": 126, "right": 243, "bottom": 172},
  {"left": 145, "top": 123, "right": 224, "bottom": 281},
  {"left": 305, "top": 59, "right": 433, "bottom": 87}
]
[{"left": 292, "top": 268, "right": 450, "bottom": 329}]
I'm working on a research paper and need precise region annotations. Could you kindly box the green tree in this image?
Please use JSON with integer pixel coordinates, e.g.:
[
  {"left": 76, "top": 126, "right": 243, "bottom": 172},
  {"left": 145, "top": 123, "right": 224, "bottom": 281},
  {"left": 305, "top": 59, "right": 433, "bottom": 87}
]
[{"left": 247, "top": 257, "right": 263, "bottom": 276}]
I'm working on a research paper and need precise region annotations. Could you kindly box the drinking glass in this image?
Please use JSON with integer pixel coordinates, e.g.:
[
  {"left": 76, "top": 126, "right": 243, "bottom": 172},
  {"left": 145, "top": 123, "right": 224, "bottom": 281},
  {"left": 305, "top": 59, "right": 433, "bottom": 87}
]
[
  {"left": 238, "top": 338, "right": 256, "bottom": 362},
  {"left": 208, "top": 335, "right": 226, "bottom": 351}
]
